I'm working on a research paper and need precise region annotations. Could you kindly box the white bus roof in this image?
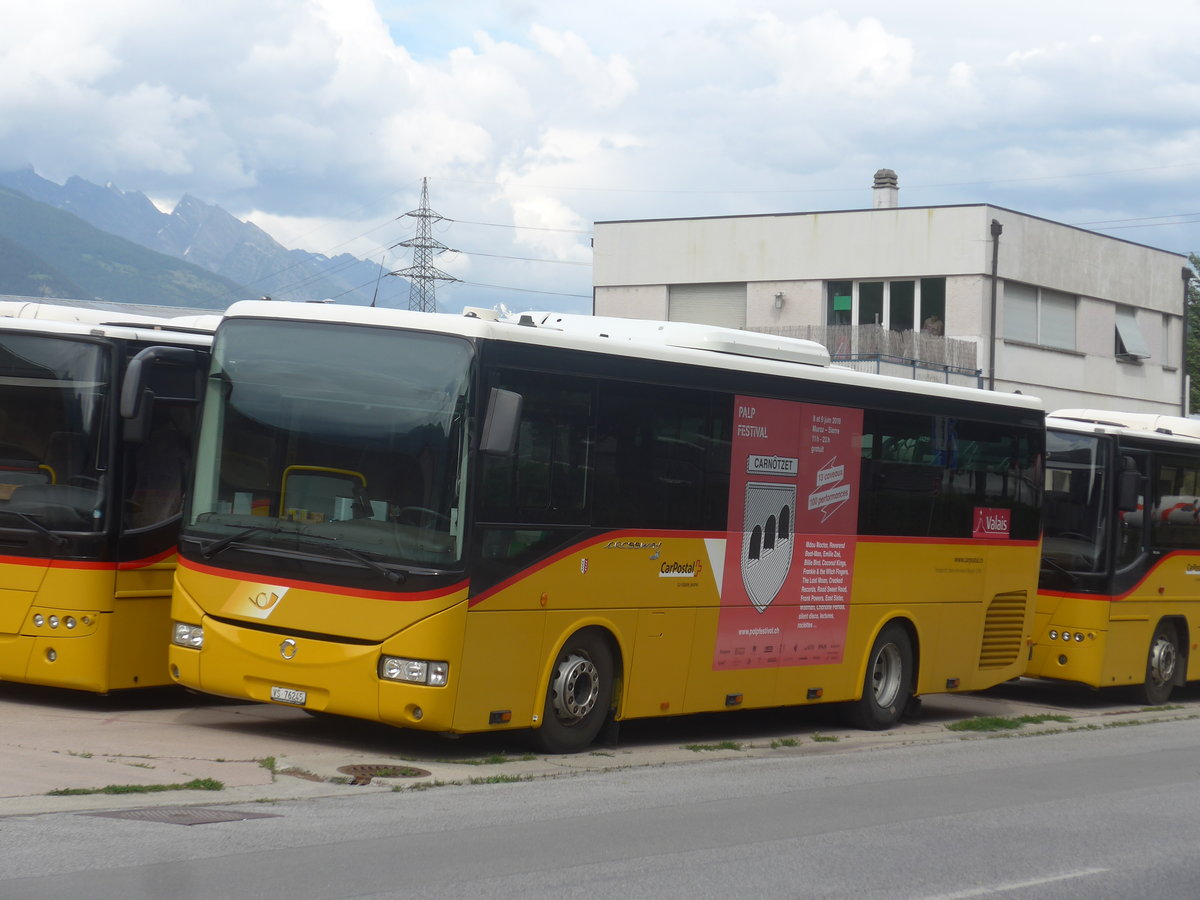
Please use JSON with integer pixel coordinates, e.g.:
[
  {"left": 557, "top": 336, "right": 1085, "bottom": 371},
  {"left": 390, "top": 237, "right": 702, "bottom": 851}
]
[
  {"left": 0, "top": 299, "right": 219, "bottom": 345},
  {"left": 1049, "top": 409, "right": 1200, "bottom": 443},
  {"left": 219, "top": 300, "right": 1045, "bottom": 414}
]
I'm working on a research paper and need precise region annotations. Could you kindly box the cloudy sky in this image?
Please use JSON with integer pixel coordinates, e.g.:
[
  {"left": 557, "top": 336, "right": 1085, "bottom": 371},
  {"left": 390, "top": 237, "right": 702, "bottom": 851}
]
[{"left": 1, "top": 0, "right": 1198, "bottom": 313}]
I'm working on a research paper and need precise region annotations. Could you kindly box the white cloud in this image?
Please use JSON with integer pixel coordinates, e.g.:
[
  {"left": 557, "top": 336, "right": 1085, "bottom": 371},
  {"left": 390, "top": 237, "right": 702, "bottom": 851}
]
[
  {"left": 1, "top": 0, "right": 1198, "bottom": 312},
  {"left": 529, "top": 25, "right": 636, "bottom": 109},
  {"left": 749, "top": 11, "right": 914, "bottom": 96}
]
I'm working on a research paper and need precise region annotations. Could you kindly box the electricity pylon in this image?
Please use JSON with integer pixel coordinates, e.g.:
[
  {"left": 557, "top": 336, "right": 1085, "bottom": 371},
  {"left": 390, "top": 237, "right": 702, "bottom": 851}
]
[{"left": 390, "top": 177, "right": 457, "bottom": 312}]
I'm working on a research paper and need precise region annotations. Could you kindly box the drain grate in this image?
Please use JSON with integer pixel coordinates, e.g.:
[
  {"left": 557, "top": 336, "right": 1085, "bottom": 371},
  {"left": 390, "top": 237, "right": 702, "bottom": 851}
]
[
  {"left": 83, "top": 807, "right": 281, "bottom": 826},
  {"left": 337, "top": 764, "right": 431, "bottom": 785}
]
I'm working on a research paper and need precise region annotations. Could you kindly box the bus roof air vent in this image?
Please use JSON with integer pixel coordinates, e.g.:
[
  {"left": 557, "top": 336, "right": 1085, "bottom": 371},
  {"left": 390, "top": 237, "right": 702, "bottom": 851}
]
[{"left": 512, "top": 312, "right": 831, "bottom": 367}]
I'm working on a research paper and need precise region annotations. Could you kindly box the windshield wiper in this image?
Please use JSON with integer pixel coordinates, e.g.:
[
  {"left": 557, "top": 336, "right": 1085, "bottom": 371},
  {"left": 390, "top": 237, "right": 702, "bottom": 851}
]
[
  {"left": 0, "top": 509, "right": 69, "bottom": 547},
  {"left": 292, "top": 532, "right": 407, "bottom": 584},
  {"left": 199, "top": 523, "right": 291, "bottom": 559},
  {"left": 198, "top": 522, "right": 440, "bottom": 584}
]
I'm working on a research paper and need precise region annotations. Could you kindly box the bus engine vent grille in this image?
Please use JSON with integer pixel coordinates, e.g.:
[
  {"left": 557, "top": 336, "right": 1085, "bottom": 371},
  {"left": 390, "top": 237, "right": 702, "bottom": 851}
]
[{"left": 978, "top": 590, "right": 1027, "bottom": 669}]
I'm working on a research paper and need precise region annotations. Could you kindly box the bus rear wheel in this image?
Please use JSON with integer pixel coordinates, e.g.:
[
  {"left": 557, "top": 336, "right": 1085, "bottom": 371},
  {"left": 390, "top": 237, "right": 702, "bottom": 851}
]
[
  {"left": 529, "top": 631, "right": 614, "bottom": 754},
  {"left": 1138, "top": 622, "right": 1179, "bottom": 706},
  {"left": 844, "top": 623, "right": 913, "bottom": 730}
]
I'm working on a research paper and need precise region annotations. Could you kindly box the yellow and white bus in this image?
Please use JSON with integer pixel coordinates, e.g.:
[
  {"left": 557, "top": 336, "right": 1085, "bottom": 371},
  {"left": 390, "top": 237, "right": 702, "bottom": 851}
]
[
  {"left": 166, "top": 301, "right": 1044, "bottom": 751},
  {"left": 1030, "top": 409, "right": 1200, "bottom": 703},
  {"left": 0, "top": 299, "right": 217, "bottom": 692}
]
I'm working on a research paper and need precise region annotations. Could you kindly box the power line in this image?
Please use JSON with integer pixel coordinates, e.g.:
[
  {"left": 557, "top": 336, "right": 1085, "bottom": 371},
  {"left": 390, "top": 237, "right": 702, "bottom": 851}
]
[
  {"left": 446, "top": 217, "right": 592, "bottom": 235},
  {"left": 1086, "top": 220, "right": 1200, "bottom": 232},
  {"left": 450, "top": 248, "right": 590, "bottom": 266},
  {"left": 454, "top": 280, "right": 591, "bottom": 299}
]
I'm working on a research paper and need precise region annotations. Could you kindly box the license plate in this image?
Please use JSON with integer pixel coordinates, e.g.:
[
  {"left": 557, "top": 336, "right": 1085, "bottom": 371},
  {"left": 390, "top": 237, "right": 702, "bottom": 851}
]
[{"left": 270, "top": 685, "right": 307, "bottom": 706}]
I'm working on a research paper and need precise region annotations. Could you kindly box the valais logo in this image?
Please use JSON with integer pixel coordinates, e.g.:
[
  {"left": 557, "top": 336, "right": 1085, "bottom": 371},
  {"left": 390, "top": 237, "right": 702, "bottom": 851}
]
[{"left": 973, "top": 507, "right": 1011, "bottom": 539}]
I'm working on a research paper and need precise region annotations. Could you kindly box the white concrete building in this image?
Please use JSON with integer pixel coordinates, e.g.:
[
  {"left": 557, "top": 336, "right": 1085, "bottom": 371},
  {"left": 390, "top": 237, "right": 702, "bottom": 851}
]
[{"left": 593, "top": 171, "right": 1193, "bottom": 415}]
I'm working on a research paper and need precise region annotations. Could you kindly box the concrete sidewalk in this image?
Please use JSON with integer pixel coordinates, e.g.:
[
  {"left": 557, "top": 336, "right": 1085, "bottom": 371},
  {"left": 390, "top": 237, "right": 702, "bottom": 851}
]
[{"left": 2, "top": 678, "right": 1196, "bottom": 818}]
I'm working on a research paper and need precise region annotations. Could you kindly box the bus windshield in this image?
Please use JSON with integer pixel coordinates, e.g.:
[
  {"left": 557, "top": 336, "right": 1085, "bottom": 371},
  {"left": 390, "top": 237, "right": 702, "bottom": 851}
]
[
  {"left": 186, "top": 319, "right": 473, "bottom": 571},
  {"left": 0, "top": 333, "right": 109, "bottom": 533},
  {"left": 1042, "top": 429, "right": 1107, "bottom": 574}
]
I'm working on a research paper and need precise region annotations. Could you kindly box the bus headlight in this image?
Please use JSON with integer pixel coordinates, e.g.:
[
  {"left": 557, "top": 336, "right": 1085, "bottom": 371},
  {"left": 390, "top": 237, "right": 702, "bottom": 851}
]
[
  {"left": 379, "top": 656, "right": 449, "bottom": 687},
  {"left": 172, "top": 622, "right": 205, "bottom": 649}
]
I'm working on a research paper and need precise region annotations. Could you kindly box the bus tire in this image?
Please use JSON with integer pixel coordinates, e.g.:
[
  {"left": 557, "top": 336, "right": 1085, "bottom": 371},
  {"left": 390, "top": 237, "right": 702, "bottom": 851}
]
[
  {"left": 529, "top": 630, "right": 614, "bottom": 754},
  {"left": 844, "top": 622, "right": 913, "bottom": 730},
  {"left": 1138, "top": 621, "right": 1179, "bottom": 706}
]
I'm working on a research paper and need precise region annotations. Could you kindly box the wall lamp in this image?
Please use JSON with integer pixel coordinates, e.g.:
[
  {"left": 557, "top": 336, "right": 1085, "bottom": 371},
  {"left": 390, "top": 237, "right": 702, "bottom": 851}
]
[{"left": 774, "top": 291, "right": 785, "bottom": 309}]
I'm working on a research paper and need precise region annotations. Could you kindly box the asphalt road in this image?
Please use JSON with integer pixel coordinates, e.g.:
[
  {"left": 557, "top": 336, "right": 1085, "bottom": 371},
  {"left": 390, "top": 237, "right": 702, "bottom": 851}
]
[
  {"left": 0, "top": 676, "right": 1198, "bottom": 814},
  {"left": 2, "top": 703, "right": 1200, "bottom": 899}
]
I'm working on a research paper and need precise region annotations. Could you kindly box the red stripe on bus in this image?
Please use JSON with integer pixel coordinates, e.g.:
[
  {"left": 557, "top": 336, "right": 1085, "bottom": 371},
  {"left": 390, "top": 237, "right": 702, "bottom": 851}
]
[
  {"left": 0, "top": 547, "right": 179, "bottom": 571},
  {"left": 178, "top": 556, "right": 468, "bottom": 603},
  {"left": 466, "top": 530, "right": 1038, "bottom": 608},
  {"left": 466, "top": 529, "right": 715, "bottom": 607},
  {"left": 1039, "top": 549, "right": 1200, "bottom": 602}
]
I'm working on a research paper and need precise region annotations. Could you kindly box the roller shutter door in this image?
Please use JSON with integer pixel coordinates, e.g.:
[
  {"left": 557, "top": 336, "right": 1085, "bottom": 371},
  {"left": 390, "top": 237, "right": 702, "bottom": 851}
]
[{"left": 667, "top": 283, "right": 747, "bottom": 329}]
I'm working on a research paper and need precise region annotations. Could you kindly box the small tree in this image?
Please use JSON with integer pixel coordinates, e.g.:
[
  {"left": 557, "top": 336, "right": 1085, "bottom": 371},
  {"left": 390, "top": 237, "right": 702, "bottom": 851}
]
[{"left": 1188, "top": 253, "right": 1200, "bottom": 415}]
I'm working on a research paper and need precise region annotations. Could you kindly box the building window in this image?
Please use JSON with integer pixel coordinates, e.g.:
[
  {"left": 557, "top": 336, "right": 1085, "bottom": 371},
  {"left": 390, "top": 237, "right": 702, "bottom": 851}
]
[
  {"left": 1114, "top": 306, "right": 1151, "bottom": 360},
  {"left": 1003, "top": 282, "right": 1076, "bottom": 350},
  {"left": 825, "top": 278, "right": 945, "bottom": 332}
]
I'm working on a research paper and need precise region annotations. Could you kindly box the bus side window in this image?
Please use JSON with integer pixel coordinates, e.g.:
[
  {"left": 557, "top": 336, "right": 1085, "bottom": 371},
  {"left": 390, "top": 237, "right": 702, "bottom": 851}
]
[
  {"left": 859, "top": 409, "right": 943, "bottom": 537},
  {"left": 479, "top": 371, "right": 592, "bottom": 524},
  {"left": 944, "top": 419, "right": 1042, "bottom": 542},
  {"left": 1151, "top": 456, "right": 1200, "bottom": 550},
  {"left": 593, "top": 383, "right": 728, "bottom": 530}
]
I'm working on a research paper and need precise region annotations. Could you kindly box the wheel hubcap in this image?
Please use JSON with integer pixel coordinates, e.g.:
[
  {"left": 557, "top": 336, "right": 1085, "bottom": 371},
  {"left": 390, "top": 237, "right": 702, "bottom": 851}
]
[
  {"left": 871, "top": 642, "right": 902, "bottom": 708},
  {"left": 550, "top": 652, "right": 600, "bottom": 723},
  {"left": 1149, "top": 637, "right": 1177, "bottom": 686}
]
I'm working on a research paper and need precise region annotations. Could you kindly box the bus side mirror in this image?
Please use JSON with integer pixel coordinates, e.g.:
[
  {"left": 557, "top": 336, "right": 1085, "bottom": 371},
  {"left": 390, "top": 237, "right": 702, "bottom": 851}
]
[
  {"left": 121, "top": 346, "right": 205, "bottom": 419},
  {"left": 479, "top": 388, "right": 521, "bottom": 456},
  {"left": 1117, "top": 456, "right": 1141, "bottom": 512},
  {"left": 120, "top": 345, "right": 207, "bottom": 444}
]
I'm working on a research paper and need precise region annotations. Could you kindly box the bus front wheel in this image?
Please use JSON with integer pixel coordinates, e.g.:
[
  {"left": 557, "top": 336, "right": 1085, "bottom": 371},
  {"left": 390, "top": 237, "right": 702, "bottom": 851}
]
[
  {"left": 530, "top": 631, "right": 614, "bottom": 754},
  {"left": 844, "top": 623, "right": 913, "bottom": 730},
  {"left": 1138, "top": 622, "right": 1179, "bottom": 706}
]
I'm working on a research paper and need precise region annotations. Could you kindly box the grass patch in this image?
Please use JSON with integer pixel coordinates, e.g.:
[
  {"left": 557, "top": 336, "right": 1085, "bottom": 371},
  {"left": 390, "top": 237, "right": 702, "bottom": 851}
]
[
  {"left": 811, "top": 733, "right": 839, "bottom": 743},
  {"left": 770, "top": 737, "right": 800, "bottom": 749},
  {"left": 259, "top": 756, "right": 277, "bottom": 773},
  {"left": 682, "top": 741, "right": 743, "bottom": 752},
  {"left": 947, "top": 714, "right": 1073, "bottom": 733},
  {"left": 1140, "top": 704, "right": 1184, "bottom": 712},
  {"left": 469, "top": 774, "right": 533, "bottom": 784},
  {"left": 48, "top": 777, "right": 223, "bottom": 796},
  {"left": 398, "top": 779, "right": 458, "bottom": 792},
  {"left": 371, "top": 766, "right": 428, "bottom": 778},
  {"left": 441, "top": 753, "right": 537, "bottom": 766}
]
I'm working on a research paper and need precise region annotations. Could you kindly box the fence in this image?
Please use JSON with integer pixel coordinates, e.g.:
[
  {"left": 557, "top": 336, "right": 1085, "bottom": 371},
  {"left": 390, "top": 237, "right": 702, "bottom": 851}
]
[{"left": 753, "top": 324, "right": 983, "bottom": 388}]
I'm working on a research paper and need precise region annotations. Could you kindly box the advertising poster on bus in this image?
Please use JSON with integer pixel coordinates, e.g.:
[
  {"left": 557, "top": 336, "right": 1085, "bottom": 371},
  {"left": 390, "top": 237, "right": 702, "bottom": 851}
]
[{"left": 713, "top": 396, "right": 863, "bottom": 670}]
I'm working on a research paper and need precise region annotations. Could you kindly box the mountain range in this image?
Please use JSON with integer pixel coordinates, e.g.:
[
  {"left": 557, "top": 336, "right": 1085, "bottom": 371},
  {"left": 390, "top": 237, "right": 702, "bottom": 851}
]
[{"left": 0, "top": 168, "right": 398, "bottom": 309}]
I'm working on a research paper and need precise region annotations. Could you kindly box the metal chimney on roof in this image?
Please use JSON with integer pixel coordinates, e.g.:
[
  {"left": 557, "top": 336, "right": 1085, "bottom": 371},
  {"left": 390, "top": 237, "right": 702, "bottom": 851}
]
[{"left": 873, "top": 168, "right": 898, "bottom": 209}]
